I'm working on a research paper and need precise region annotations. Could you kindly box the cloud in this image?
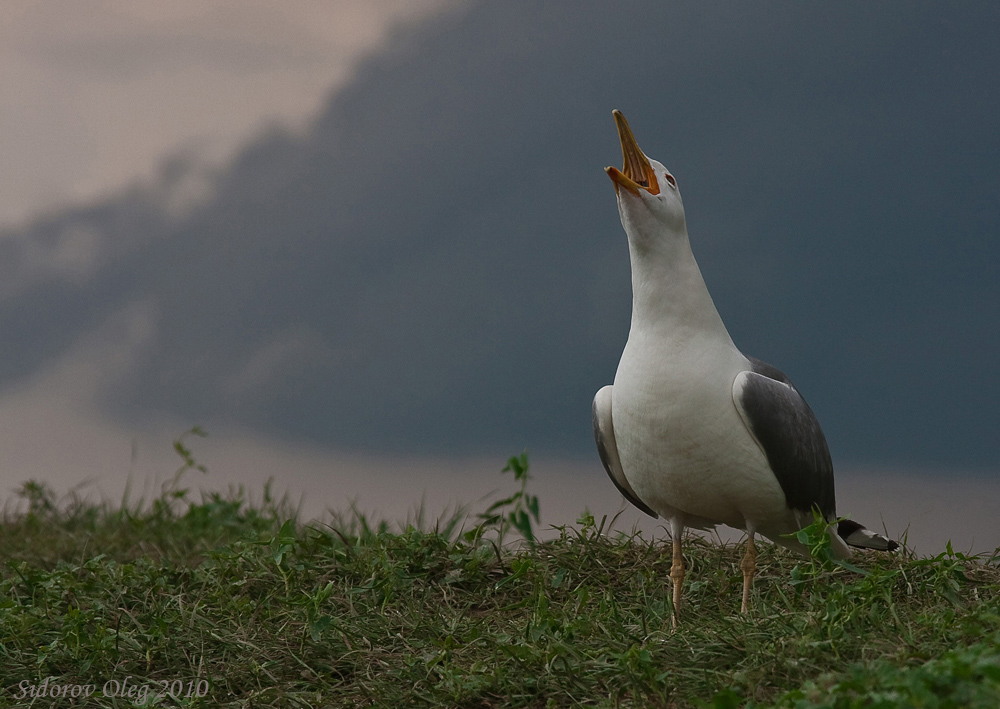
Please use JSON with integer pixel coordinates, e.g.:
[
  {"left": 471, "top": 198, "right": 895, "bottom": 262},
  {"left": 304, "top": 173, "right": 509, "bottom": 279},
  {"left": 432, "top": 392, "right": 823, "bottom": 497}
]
[
  {"left": 0, "top": 223, "right": 101, "bottom": 298},
  {"left": 39, "top": 300, "right": 159, "bottom": 404},
  {"left": 0, "top": 0, "right": 454, "bottom": 226},
  {"left": 222, "top": 325, "right": 329, "bottom": 399},
  {"left": 0, "top": 0, "right": 997, "bottom": 471}
]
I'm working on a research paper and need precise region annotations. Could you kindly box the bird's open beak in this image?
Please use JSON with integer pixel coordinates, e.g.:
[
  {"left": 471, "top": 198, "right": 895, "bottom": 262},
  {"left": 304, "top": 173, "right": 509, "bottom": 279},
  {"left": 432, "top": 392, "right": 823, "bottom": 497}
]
[{"left": 605, "top": 110, "right": 660, "bottom": 197}]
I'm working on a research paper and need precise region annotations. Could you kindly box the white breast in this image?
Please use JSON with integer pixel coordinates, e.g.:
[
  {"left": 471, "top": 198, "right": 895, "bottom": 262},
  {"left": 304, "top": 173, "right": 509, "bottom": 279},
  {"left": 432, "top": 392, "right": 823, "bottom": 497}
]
[{"left": 611, "top": 330, "right": 790, "bottom": 532}]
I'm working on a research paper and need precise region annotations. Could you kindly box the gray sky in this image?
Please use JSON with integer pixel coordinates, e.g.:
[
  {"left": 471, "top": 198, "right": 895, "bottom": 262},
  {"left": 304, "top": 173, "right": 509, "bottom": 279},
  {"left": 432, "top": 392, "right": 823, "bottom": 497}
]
[
  {"left": 0, "top": 1, "right": 997, "bottom": 554},
  {"left": 0, "top": 0, "right": 450, "bottom": 226}
]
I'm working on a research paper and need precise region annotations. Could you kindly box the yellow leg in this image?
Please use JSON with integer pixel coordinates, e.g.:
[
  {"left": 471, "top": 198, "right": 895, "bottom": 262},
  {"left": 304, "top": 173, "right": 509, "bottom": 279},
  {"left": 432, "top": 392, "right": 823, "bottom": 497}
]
[
  {"left": 740, "top": 533, "right": 756, "bottom": 614},
  {"left": 670, "top": 532, "right": 685, "bottom": 629}
]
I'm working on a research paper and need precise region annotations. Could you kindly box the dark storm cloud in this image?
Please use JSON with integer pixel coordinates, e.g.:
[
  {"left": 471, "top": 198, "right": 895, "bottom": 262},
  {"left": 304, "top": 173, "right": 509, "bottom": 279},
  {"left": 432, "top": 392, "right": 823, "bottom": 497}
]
[{"left": 2, "top": 1, "right": 997, "bottom": 467}]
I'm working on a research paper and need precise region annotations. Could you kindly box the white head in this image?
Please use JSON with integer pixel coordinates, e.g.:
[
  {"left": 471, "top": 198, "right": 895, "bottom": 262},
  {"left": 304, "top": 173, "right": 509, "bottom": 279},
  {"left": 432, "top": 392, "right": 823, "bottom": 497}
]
[
  {"left": 603, "top": 110, "right": 729, "bottom": 334},
  {"left": 604, "top": 110, "right": 687, "bottom": 252}
]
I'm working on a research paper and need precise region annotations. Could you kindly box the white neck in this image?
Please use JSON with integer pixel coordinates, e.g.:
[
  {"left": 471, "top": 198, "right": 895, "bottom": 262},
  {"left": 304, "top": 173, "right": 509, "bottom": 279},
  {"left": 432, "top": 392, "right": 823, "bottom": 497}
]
[{"left": 627, "top": 228, "right": 735, "bottom": 346}]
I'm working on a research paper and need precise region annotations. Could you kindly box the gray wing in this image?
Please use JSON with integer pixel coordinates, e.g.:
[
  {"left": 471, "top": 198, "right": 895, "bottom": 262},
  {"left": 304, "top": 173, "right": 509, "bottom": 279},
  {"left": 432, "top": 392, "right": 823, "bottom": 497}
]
[
  {"left": 593, "top": 385, "right": 658, "bottom": 518},
  {"left": 732, "top": 358, "right": 836, "bottom": 519}
]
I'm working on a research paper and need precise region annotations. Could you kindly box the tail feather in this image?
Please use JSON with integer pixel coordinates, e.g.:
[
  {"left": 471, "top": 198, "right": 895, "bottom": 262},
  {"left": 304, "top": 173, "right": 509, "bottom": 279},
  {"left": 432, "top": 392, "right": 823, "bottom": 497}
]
[{"left": 837, "top": 519, "right": 899, "bottom": 551}]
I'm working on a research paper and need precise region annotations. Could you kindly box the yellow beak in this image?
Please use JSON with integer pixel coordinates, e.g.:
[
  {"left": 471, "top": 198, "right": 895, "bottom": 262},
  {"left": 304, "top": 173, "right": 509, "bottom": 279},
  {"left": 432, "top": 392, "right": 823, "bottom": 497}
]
[{"left": 605, "top": 109, "right": 660, "bottom": 197}]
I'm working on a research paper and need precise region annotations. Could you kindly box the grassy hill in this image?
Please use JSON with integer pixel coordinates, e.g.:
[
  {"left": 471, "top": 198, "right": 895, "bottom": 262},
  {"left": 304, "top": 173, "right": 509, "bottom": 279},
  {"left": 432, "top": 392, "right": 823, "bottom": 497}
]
[{"left": 1, "top": 442, "right": 998, "bottom": 707}]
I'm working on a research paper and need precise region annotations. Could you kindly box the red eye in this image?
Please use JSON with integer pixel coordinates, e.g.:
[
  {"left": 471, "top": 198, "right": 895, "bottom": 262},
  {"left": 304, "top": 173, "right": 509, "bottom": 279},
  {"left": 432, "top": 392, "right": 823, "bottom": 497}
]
[{"left": 664, "top": 173, "right": 677, "bottom": 189}]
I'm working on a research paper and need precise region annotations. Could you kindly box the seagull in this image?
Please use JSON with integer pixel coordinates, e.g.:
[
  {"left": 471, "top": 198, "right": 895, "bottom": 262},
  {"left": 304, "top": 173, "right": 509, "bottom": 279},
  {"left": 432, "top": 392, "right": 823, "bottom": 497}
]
[{"left": 593, "top": 110, "right": 897, "bottom": 626}]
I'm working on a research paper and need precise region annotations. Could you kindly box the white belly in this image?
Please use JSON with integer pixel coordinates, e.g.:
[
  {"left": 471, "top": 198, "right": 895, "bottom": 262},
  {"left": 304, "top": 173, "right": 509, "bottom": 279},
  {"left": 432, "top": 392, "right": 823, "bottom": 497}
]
[{"left": 612, "top": 333, "right": 791, "bottom": 533}]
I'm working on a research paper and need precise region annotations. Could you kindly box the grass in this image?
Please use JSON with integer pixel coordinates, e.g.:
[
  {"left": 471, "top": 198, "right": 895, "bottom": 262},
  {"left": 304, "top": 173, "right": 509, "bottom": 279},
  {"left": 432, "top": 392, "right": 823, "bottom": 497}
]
[{"left": 1, "top": 435, "right": 999, "bottom": 708}]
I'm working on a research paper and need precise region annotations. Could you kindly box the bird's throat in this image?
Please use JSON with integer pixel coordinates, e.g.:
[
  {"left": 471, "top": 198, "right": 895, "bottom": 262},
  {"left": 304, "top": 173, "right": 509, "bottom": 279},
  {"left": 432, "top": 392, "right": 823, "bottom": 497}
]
[{"left": 627, "top": 241, "right": 733, "bottom": 344}]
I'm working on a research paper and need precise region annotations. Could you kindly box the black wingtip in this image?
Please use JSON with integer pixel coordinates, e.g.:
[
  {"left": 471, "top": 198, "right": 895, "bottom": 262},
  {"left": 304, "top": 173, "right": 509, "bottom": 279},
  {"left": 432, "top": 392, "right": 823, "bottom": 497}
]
[
  {"left": 837, "top": 519, "right": 864, "bottom": 538},
  {"left": 838, "top": 518, "right": 899, "bottom": 552}
]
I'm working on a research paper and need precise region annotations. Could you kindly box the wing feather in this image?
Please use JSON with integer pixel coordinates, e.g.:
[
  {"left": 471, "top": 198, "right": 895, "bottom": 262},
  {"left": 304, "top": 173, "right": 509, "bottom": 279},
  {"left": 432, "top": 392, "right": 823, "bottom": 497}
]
[
  {"left": 732, "top": 358, "right": 836, "bottom": 518},
  {"left": 593, "top": 385, "right": 658, "bottom": 518}
]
